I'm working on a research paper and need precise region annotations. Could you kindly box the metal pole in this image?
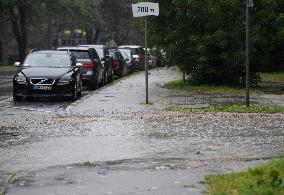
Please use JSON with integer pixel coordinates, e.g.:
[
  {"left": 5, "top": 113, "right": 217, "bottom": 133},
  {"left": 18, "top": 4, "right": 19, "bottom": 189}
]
[
  {"left": 145, "top": 17, "right": 149, "bottom": 104},
  {"left": 245, "top": 0, "right": 250, "bottom": 107}
]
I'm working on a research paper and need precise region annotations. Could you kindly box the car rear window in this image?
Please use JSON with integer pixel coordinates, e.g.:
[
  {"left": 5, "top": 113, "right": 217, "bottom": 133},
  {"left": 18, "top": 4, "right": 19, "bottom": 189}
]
[{"left": 69, "top": 50, "right": 90, "bottom": 59}]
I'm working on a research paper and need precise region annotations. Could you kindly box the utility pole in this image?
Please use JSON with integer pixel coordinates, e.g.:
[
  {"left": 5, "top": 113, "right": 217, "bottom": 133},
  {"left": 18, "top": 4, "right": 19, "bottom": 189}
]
[
  {"left": 246, "top": 0, "right": 253, "bottom": 107},
  {"left": 145, "top": 17, "right": 149, "bottom": 104}
]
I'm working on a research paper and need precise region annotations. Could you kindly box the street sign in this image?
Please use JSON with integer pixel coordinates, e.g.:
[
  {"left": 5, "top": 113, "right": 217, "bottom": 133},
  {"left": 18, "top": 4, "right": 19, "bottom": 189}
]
[
  {"left": 132, "top": 2, "right": 159, "bottom": 17},
  {"left": 132, "top": 2, "right": 159, "bottom": 104}
]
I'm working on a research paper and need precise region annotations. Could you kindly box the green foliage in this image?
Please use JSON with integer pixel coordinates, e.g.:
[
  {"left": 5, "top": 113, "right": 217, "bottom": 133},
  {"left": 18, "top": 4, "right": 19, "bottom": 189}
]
[
  {"left": 0, "top": 65, "right": 16, "bottom": 71},
  {"left": 260, "top": 71, "right": 284, "bottom": 82},
  {"left": 163, "top": 80, "right": 260, "bottom": 95},
  {"left": 206, "top": 158, "right": 284, "bottom": 195},
  {"left": 149, "top": 0, "right": 284, "bottom": 85}
]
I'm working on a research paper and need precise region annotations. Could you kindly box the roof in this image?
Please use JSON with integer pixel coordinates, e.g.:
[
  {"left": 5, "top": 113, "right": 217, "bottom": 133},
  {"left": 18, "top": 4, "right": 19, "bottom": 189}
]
[
  {"left": 32, "top": 50, "right": 71, "bottom": 55},
  {"left": 78, "top": 45, "right": 107, "bottom": 49},
  {"left": 118, "top": 45, "right": 143, "bottom": 48},
  {"left": 57, "top": 46, "right": 90, "bottom": 51}
]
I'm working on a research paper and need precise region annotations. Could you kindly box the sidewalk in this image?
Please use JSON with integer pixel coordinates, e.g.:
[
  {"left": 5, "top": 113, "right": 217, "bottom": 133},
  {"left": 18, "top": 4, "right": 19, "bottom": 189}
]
[{"left": 66, "top": 68, "right": 181, "bottom": 116}]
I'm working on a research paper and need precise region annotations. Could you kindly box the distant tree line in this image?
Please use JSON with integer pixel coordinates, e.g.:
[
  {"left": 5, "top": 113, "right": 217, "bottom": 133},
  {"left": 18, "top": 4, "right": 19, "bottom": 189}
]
[
  {"left": 0, "top": 0, "right": 140, "bottom": 64},
  {"left": 149, "top": 0, "right": 284, "bottom": 85}
]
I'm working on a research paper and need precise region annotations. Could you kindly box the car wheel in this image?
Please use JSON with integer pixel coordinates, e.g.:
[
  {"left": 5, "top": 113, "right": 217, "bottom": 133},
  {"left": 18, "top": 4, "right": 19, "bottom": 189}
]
[
  {"left": 104, "top": 71, "right": 108, "bottom": 84},
  {"left": 13, "top": 93, "right": 23, "bottom": 101},
  {"left": 77, "top": 78, "right": 82, "bottom": 97},
  {"left": 88, "top": 73, "right": 99, "bottom": 90},
  {"left": 118, "top": 69, "right": 123, "bottom": 78},
  {"left": 71, "top": 81, "right": 77, "bottom": 101},
  {"left": 108, "top": 68, "right": 113, "bottom": 83}
]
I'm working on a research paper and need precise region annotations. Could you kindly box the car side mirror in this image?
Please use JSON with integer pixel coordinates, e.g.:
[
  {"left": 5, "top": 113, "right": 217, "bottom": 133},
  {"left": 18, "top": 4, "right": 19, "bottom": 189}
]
[
  {"left": 14, "top": 62, "right": 20, "bottom": 67},
  {"left": 101, "top": 58, "right": 105, "bottom": 61},
  {"left": 75, "top": 63, "right": 83, "bottom": 68}
]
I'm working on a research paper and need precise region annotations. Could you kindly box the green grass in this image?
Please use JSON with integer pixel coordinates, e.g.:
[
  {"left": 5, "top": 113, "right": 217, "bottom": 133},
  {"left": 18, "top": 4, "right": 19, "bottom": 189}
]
[
  {"left": 163, "top": 80, "right": 260, "bottom": 95},
  {"left": 206, "top": 158, "right": 284, "bottom": 195},
  {"left": 260, "top": 71, "right": 284, "bottom": 83},
  {"left": 0, "top": 65, "right": 16, "bottom": 71},
  {"left": 165, "top": 104, "right": 284, "bottom": 113}
]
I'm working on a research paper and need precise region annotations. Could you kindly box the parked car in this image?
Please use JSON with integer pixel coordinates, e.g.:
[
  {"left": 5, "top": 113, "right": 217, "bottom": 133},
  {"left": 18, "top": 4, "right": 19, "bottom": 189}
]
[
  {"left": 79, "top": 45, "right": 113, "bottom": 83},
  {"left": 118, "top": 48, "right": 136, "bottom": 73},
  {"left": 118, "top": 45, "right": 145, "bottom": 70},
  {"left": 13, "top": 50, "right": 83, "bottom": 101},
  {"left": 108, "top": 49, "right": 126, "bottom": 77},
  {"left": 57, "top": 46, "right": 104, "bottom": 90}
]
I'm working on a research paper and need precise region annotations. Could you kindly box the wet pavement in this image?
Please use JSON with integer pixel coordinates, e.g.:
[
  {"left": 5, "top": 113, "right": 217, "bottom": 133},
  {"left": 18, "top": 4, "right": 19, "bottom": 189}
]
[{"left": 0, "top": 68, "right": 284, "bottom": 195}]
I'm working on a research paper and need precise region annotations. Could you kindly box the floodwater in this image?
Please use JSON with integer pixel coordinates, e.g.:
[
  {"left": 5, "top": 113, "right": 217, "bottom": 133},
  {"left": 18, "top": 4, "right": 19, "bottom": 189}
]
[{"left": 0, "top": 68, "right": 283, "bottom": 195}]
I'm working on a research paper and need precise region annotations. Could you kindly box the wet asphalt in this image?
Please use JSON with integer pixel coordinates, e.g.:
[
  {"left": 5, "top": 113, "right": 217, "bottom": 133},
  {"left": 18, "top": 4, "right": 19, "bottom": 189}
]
[{"left": 0, "top": 68, "right": 283, "bottom": 195}]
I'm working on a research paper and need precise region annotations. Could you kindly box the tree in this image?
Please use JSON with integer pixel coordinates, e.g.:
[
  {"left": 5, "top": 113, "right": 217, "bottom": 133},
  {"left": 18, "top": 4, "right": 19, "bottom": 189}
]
[{"left": 149, "top": 0, "right": 284, "bottom": 85}]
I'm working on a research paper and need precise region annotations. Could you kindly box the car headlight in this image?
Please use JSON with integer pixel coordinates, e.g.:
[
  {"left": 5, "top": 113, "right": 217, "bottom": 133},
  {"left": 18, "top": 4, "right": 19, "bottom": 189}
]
[{"left": 15, "top": 73, "right": 27, "bottom": 83}]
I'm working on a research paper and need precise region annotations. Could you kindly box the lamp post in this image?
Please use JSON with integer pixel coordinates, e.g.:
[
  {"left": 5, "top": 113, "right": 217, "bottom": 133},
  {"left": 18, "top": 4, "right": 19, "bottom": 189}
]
[{"left": 245, "top": 0, "right": 253, "bottom": 107}]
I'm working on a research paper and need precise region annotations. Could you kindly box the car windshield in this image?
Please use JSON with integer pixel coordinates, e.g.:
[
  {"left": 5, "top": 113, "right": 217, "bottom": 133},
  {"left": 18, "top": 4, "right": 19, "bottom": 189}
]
[
  {"left": 23, "top": 54, "right": 70, "bottom": 68},
  {"left": 95, "top": 48, "right": 104, "bottom": 60}
]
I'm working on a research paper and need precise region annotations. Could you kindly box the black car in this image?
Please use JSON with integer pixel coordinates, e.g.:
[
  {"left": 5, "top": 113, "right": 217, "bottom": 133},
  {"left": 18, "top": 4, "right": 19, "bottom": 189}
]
[
  {"left": 79, "top": 45, "right": 113, "bottom": 83},
  {"left": 13, "top": 50, "right": 83, "bottom": 101},
  {"left": 109, "top": 49, "right": 126, "bottom": 77},
  {"left": 57, "top": 46, "right": 104, "bottom": 90}
]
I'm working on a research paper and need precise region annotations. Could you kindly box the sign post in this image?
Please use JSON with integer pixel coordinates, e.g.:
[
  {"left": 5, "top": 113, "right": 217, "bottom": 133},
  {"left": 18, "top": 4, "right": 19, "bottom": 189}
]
[
  {"left": 246, "top": 0, "right": 253, "bottom": 107},
  {"left": 132, "top": 2, "right": 159, "bottom": 104}
]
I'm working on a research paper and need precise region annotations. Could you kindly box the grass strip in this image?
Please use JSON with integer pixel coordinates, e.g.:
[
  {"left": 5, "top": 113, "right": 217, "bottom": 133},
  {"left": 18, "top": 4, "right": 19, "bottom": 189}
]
[
  {"left": 165, "top": 104, "right": 284, "bottom": 114},
  {"left": 260, "top": 71, "right": 284, "bottom": 83},
  {"left": 163, "top": 80, "right": 260, "bottom": 95},
  {"left": 0, "top": 66, "right": 16, "bottom": 71},
  {"left": 206, "top": 158, "right": 284, "bottom": 195}
]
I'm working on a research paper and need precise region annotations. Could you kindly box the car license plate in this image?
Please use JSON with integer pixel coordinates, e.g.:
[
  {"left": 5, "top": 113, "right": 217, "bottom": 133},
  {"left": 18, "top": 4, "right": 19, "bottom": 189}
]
[{"left": 33, "top": 85, "right": 52, "bottom": 91}]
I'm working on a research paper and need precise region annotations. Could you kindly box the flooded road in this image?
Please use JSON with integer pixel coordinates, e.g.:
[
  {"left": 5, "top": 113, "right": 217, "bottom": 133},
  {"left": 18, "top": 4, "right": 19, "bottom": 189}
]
[{"left": 0, "top": 68, "right": 283, "bottom": 194}]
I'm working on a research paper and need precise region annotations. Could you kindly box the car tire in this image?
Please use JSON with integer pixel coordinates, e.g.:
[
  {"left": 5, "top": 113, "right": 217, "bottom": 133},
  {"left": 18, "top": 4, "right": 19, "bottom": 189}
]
[
  {"left": 88, "top": 72, "right": 99, "bottom": 90},
  {"left": 118, "top": 69, "right": 123, "bottom": 78},
  {"left": 105, "top": 71, "right": 109, "bottom": 84},
  {"left": 77, "top": 78, "right": 82, "bottom": 97},
  {"left": 108, "top": 68, "right": 113, "bottom": 83},
  {"left": 71, "top": 81, "right": 78, "bottom": 101},
  {"left": 13, "top": 93, "right": 23, "bottom": 101}
]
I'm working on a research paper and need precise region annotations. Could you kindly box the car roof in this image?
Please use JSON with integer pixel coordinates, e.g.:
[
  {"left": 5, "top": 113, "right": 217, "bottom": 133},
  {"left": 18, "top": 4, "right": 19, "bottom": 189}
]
[
  {"left": 78, "top": 45, "right": 106, "bottom": 49},
  {"left": 32, "top": 50, "right": 71, "bottom": 55},
  {"left": 118, "top": 45, "right": 142, "bottom": 48},
  {"left": 57, "top": 46, "right": 90, "bottom": 51}
]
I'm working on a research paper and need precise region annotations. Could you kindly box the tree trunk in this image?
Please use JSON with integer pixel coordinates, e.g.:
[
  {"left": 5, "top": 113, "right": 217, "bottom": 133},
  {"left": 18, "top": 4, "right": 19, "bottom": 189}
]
[
  {"left": 85, "top": 27, "right": 93, "bottom": 44},
  {"left": 9, "top": 0, "right": 28, "bottom": 63},
  {"left": 93, "top": 30, "right": 100, "bottom": 44},
  {"left": 0, "top": 13, "right": 9, "bottom": 65},
  {"left": 47, "top": 13, "right": 52, "bottom": 49}
]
